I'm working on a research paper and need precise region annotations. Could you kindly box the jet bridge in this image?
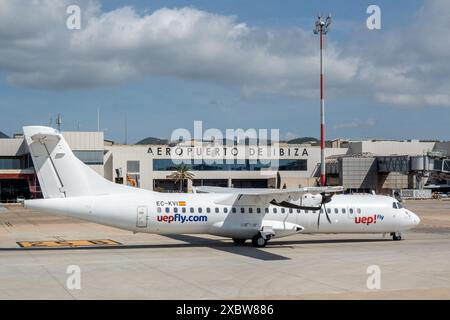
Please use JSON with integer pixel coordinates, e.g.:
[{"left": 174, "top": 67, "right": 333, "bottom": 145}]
[{"left": 326, "top": 152, "right": 450, "bottom": 194}]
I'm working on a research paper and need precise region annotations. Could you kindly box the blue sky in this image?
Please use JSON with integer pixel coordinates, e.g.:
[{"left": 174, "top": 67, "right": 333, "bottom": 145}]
[{"left": 1, "top": 0, "right": 449, "bottom": 143}]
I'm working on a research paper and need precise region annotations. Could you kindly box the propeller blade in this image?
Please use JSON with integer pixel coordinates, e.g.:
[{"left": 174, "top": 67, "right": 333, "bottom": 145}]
[
  {"left": 324, "top": 203, "right": 332, "bottom": 224},
  {"left": 317, "top": 207, "right": 321, "bottom": 228},
  {"left": 276, "top": 171, "right": 281, "bottom": 189},
  {"left": 320, "top": 192, "right": 333, "bottom": 204}
]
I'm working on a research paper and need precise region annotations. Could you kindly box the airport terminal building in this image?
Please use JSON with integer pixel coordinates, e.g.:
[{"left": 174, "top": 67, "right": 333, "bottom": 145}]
[{"left": 1, "top": 130, "right": 449, "bottom": 201}]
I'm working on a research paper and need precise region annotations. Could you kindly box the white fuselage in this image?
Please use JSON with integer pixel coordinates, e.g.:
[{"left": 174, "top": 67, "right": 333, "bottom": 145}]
[{"left": 25, "top": 191, "right": 420, "bottom": 240}]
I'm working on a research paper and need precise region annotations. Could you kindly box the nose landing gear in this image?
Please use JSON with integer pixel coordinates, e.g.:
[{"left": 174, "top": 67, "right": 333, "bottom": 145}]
[{"left": 391, "top": 232, "right": 402, "bottom": 241}]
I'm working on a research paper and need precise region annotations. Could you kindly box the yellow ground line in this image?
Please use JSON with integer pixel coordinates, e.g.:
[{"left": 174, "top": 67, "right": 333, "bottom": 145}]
[{"left": 17, "top": 239, "right": 122, "bottom": 248}]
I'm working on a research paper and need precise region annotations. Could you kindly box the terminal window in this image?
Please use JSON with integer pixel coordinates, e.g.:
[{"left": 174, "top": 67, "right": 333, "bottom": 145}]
[
  {"left": 0, "top": 156, "right": 33, "bottom": 169},
  {"left": 127, "top": 160, "right": 140, "bottom": 173},
  {"left": 73, "top": 151, "right": 103, "bottom": 165},
  {"left": 153, "top": 159, "right": 307, "bottom": 171},
  {"left": 0, "top": 157, "right": 21, "bottom": 169}
]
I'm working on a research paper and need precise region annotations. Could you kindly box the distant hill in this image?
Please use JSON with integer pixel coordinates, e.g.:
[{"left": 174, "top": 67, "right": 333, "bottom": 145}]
[
  {"left": 287, "top": 137, "right": 318, "bottom": 144},
  {"left": 136, "top": 137, "right": 169, "bottom": 145},
  {"left": 136, "top": 136, "right": 320, "bottom": 145},
  {"left": 0, "top": 131, "right": 9, "bottom": 139}
]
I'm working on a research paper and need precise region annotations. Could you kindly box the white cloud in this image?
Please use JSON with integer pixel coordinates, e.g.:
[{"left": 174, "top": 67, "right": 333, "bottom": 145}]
[
  {"left": 348, "top": 0, "right": 450, "bottom": 108},
  {"left": 377, "top": 93, "right": 450, "bottom": 108},
  {"left": 0, "top": 0, "right": 358, "bottom": 93},
  {"left": 0, "top": 0, "right": 449, "bottom": 109},
  {"left": 333, "top": 118, "right": 376, "bottom": 130},
  {"left": 283, "top": 132, "right": 299, "bottom": 141}
]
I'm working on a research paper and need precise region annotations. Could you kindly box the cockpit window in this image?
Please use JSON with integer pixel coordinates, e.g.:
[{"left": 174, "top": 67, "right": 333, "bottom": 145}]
[{"left": 393, "top": 202, "right": 403, "bottom": 209}]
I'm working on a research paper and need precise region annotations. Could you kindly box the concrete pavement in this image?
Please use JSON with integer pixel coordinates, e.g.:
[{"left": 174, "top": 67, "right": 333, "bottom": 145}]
[{"left": 0, "top": 201, "right": 449, "bottom": 299}]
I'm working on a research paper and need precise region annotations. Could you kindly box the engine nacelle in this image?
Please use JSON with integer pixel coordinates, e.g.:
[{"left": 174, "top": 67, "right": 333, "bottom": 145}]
[
  {"left": 261, "top": 221, "right": 304, "bottom": 239},
  {"left": 299, "top": 193, "right": 323, "bottom": 208}
]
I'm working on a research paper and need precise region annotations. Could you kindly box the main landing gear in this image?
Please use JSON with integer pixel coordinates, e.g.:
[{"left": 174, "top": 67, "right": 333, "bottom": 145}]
[
  {"left": 391, "top": 232, "right": 402, "bottom": 241},
  {"left": 233, "top": 229, "right": 274, "bottom": 247},
  {"left": 251, "top": 233, "right": 269, "bottom": 248}
]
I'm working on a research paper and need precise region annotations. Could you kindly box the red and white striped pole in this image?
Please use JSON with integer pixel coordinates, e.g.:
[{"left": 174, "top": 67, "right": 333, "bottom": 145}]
[
  {"left": 319, "top": 28, "right": 325, "bottom": 186},
  {"left": 314, "top": 15, "right": 331, "bottom": 187}
]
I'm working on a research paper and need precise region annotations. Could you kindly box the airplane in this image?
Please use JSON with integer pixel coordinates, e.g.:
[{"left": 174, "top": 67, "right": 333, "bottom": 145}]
[{"left": 22, "top": 126, "right": 420, "bottom": 248}]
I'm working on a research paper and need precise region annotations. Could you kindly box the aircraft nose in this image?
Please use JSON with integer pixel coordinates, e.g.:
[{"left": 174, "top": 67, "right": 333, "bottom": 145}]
[
  {"left": 413, "top": 213, "right": 421, "bottom": 226},
  {"left": 407, "top": 210, "right": 420, "bottom": 226}
]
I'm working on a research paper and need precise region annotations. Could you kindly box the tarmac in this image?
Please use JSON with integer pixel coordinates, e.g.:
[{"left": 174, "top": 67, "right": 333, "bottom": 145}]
[{"left": 0, "top": 199, "right": 449, "bottom": 299}]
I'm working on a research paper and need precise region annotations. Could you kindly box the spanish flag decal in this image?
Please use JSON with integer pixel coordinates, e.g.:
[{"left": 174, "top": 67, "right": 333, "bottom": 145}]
[{"left": 178, "top": 201, "right": 186, "bottom": 206}]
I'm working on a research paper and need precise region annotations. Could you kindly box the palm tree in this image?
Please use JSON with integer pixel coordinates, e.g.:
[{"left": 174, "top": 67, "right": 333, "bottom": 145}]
[{"left": 167, "top": 164, "right": 194, "bottom": 192}]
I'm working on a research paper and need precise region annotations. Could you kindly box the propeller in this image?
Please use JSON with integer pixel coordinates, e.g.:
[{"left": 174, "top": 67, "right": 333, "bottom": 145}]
[
  {"left": 269, "top": 192, "right": 335, "bottom": 229},
  {"left": 317, "top": 192, "right": 332, "bottom": 229}
]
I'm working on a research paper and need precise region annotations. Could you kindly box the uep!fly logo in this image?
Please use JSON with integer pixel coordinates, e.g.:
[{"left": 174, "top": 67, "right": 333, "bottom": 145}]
[
  {"left": 156, "top": 214, "right": 208, "bottom": 224},
  {"left": 157, "top": 215, "right": 175, "bottom": 223},
  {"left": 355, "top": 214, "right": 384, "bottom": 225}
]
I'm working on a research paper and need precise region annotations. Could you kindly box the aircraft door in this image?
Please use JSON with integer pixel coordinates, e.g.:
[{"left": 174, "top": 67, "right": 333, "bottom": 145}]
[{"left": 136, "top": 206, "right": 148, "bottom": 228}]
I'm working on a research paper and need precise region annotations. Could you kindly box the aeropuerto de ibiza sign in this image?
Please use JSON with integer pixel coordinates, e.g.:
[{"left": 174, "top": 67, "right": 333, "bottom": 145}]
[{"left": 147, "top": 146, "right": 310, "bottom": 159}]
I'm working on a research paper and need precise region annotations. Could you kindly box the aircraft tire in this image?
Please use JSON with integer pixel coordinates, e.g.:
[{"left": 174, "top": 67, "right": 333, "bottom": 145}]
[
  {"left": 391, "top": 232, "right": 402, "bottom": 241},
  {"left": 252, "top": 234, "right": 267, "bottom": 248}
]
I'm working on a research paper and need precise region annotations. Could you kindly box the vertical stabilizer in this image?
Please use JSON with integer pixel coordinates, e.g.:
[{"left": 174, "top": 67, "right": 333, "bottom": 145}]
[{"left": 23, "top": 126, "right": 127, "bottom": 198}]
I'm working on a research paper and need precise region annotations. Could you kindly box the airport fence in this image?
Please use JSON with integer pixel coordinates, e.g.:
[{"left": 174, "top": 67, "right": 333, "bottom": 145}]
[{"left": 397, "top": 189, "right": 432, "bottom": 200}]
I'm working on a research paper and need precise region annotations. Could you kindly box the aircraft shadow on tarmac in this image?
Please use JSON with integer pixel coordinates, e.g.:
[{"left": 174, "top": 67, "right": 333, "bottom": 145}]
[{"left": 0, "top": 235, "right": 391, "bottom": 261}]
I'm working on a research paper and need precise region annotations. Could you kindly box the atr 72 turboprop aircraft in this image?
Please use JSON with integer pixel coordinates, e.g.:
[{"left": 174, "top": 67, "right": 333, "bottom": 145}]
[{"left": 23, "top": 126, "right": 420, "bottom": 247}]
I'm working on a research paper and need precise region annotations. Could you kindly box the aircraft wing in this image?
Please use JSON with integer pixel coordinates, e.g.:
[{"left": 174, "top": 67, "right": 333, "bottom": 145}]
[{"left": 194, "top": 186, "right": 343, "bottom": 206}]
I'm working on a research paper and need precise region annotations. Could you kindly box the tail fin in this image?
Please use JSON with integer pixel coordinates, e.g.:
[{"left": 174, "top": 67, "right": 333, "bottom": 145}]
[{"left": 23, "top": 126, "right": 126, "bottom": 198}]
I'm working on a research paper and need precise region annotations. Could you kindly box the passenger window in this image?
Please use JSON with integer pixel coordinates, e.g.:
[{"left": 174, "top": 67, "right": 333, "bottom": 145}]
[
  {"left": 165, "top": 207, "right": 170, "bottom": 213},
  {"left": 198, "top": 207, "right": 202, "bottom": 213},
  {"left": 232, "top": 207, "right": 236, "bottom": 213},
  {"left": 289, "top": 208, "right": 293, "bottom": 214},
  {"left": 182, "top": 207, "right": 186, "bottom": 213},
  {"left": 334, "top": 208, "right": 339, "bottom": 214},
  {"left": 190, "top": 207, "right": 194, "bottom": 213},
  {"left": 273, "top": 208, "right": 277, "bottom": 213},
  {"left": 392, "top": 202, "right": 398, "bottom": 209},
  {"left": 265, "top": 208, "right": 269, "bottom": 213},
  {"left": 206, "top": 207, "right": 210, "bottom": 213},
  {"left": 240, "top": 207, "right": 245, "bottom": 214},
  {"left": 174, "top": 207, "right": 178, "bottom": 213},
  {"left": 281, "top": 208, "right": 285, "bottom": 214},
  {"left": 224, "top": 207, "right": 228, "bottom": 213},
  {"left": 257, "top": 208, "right": 261, "bottom": 214},
  {"left": 357, "top": 208, "right": 361, "bottom": 214},
  {"left": 350, "top": 208, "right": 354, "bottom": 214},
  {"left": 397, "top": 202, "right": 403, "bottom": 209},
  {"left": 215, "top": 207, "right": 219, "bottom": 213},
  {"left": 297, "top": 209, "right": 300, "bottom": 213},
  {"left": 342, "top": 208, "right": 346, "bottom": 214},
  {"left": 305, "top": 210, "right": 309, "bottom": 214},
  {"left": 157, "top": 207, "right": 161, "bottom": 213},
  {"left": 327, "top": 208, "right": 331, "bottom": 214},
  {"left": 249, "top": 208, "right": 253, "bottom": 214}
]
